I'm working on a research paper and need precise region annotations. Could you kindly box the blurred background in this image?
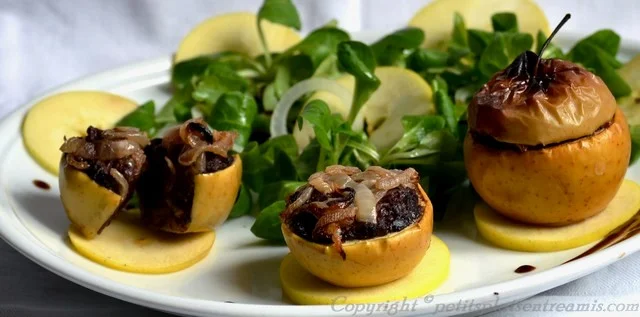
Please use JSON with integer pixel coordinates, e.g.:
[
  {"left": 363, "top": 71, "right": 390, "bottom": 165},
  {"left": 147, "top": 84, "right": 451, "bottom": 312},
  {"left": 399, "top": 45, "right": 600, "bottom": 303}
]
[{"left": 0, "top": 0, "right": 639, "bottom": 316}]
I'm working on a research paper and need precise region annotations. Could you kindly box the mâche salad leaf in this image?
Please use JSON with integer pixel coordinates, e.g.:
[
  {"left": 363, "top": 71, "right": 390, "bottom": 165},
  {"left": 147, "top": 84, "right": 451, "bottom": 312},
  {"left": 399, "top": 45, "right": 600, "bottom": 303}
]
[
  {"left": 299, "top": 100, "right": 378, "bottom": 172},
  {"left": 491, "top": 13, "right": 518, "bottom": 33},
  {"left": 192, "top": 63, "right": 251, "bottom": 110},
  {"left": 116, "top": 100, "right": 158, "bottom": 136},
  {"left": 281, "top": 27, "right": 350, "bottom": 68},
  {"left": 206, "top": 92, "right": 258, "bottom": 148},
  {"left": 251, "top": 200, "right": 287, "bottom": 242},
  {"left": 371, "top": 27, "right": 425, "bottom": 66},
  {"left": 257, "top": 0, "right": 301, "bottom": 67},
  {"left": 567, "top": 30, "right": 631, "bottom": 98},
  {"left": 258, "top": 181, "right": 305, "bottom": 210},
  {"left": 337, "top": 41, "right": 381, "bottom": 125}
]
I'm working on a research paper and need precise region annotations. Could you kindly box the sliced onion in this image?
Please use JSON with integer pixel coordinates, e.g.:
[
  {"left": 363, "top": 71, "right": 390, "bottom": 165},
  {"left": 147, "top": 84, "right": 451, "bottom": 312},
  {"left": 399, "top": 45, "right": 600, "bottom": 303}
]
[
  {"left": 104, "top": 128, "right": 150, "bottom": 147},
  {"left": 60, "top": 137, "right": 90, "bottom": 154},
  {"left": 65, "top": 154, "right": 89, "bottom": 170},
  {"left": 325, "top": 165, "right": 361, "bottom": 176},
  {"left": 96, "top": 139, "right": 141, "bottom": 161},
  {"left": 376, "top": 168, "right": 419, "bottom": 191},
  {"left": 374, "top": 189, "right": 388, "bottom": 201},
  {"left": 61, "top": 137, "right": 140, "bottom": 161},
  {"left": 354, "top": 183, "right": 377, "bottom": 223},
  {"left": 287, "top": 186, "right": 314, "bottom": 213},
  {"left": 178, "top": 144, "right": 229, "bottom": 165},
  {"left": 109, "top": 168, "right": 129, "bottom": 198},
  {"left": 270, "top": 78, "right": 353, "bottom": 138},
  {"left": 313, "top": 207, "right": 356, "bottom": 234},
  {"left": 308, "top": 174, "right": 333, "bottom": 194},
  {"left": 179, "top": 118, "right": 210, "bottom": 147}
]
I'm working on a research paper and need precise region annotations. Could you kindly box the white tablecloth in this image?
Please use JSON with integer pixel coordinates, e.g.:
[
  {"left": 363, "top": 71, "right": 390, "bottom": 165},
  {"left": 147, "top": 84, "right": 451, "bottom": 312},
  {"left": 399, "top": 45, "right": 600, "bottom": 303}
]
[{"left": 1, "top": 1, "right": 639, "bottom": 316}]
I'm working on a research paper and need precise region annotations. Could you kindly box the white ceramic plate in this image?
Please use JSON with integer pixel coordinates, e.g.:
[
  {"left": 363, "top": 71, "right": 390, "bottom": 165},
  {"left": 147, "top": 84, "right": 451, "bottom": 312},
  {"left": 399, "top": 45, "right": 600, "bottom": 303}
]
[{"left": 1, "top": 34, "right": 640, "bottom": 317}]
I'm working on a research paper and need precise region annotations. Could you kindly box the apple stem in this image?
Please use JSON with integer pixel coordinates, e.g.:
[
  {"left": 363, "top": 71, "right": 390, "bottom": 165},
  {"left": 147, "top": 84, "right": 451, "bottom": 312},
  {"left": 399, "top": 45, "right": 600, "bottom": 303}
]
[
  {"left": 538, "top": 13, "right": 572, "bottom": 57},
  {"left": 533, "top": 13, "right": 571, "bottom": 80}
]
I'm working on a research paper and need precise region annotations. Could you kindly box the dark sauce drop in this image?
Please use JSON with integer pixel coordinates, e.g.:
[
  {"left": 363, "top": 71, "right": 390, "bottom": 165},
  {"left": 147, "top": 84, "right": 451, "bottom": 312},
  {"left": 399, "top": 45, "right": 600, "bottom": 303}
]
[
  {"left": 33, "top": 180, "right": 50, "bottom": 190},
  {"left": 515, "top": 265, "right": 536, "bottom": 274}
]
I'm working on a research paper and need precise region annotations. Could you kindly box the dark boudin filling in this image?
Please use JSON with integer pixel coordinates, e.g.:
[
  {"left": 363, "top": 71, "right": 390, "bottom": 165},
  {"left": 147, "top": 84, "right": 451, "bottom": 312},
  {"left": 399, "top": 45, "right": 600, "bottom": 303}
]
[
  {"left": 281, "top": 165, "right": 424, "bottom": 258},
  {"left": 138, "top": 119, "right": 236, "bottom": 232},
  {"left": 470, "top": 116, "right": 614, "bottom": 153},
  {"left": 60, "top": 126, "right": 149, "bottom": 198}
]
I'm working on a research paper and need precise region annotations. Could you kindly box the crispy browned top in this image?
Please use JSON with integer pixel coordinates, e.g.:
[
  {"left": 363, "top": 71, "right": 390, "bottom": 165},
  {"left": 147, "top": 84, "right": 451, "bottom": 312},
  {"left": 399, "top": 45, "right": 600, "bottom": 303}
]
[{"left": 469, "top": 59, "right": 617, "bottom": 146}]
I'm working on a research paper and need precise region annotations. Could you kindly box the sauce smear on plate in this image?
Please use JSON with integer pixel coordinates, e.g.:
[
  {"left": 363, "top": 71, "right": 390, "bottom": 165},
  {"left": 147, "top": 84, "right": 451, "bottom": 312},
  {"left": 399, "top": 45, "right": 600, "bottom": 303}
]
[{"left": 32, "top": 180, "right": 50, "bottom": 190}]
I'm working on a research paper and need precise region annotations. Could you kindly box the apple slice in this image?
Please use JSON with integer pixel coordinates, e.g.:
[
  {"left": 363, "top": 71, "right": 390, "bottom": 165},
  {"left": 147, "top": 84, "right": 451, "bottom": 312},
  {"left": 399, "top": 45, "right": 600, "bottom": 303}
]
[
  {"left": 68, "top": 210, "right": 215, "bottom": 274},
  {"left": 409, "top": 0, "right": 550, "bottom": 48},
  {"left": 474, "top": 179, "right": 640, "bottom": 252},
  {"left": 618, "top": 54, "right": 640, "bottom": 125},
  {"left": 22, "top": 91, "right": 137, "bottom": 175},
  {"left": 280, "top": 235, "right": 449, "bottom": 304},
  {"left": 293, "top": 67, "right": 434, "bottom": 152},
  {"left": 174, "top": 12, "right": 301, "bottom": 63}
]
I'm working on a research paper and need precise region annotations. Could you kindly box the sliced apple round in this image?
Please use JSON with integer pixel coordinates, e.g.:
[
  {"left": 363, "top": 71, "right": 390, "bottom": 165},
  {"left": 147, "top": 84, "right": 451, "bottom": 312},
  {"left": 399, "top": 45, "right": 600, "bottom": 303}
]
[
  {"left": 175, "top": 12, "right": 301, "bottom": 63},
  {"left": 293, "top": 67, "right": 434, "bottom": 152},
  {"left": 474, "top": 179, "right": 640, "bottom": 252},
  {"left": 618, "top": 54, "right": 640, "bottom": 125},
  {"left": 68, "top": 210, "right": 215, "bottom": 274},
  {"left": 22, "top": 91, "right": 138, "bottom": 175},
  {"left": 280, "top": 235, "right": 450, "bottom": 305},
  {"left": 409, "top": 0, "right": 550, "bottom": 48}
]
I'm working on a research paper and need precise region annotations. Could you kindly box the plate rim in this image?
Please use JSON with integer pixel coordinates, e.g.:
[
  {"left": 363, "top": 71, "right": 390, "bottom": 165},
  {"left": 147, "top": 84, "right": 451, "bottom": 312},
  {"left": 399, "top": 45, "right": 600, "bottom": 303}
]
[{"left": 1, "top": 33, "right": 640, "bottom": 317}]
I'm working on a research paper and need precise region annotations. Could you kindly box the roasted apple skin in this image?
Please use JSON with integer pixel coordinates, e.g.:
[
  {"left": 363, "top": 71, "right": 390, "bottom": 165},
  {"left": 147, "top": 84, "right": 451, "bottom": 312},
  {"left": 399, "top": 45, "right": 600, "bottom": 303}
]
[
  {"left": 465, "top": 109, "right": 631, "bottom": 226},
  {"left": 188, "top": 155, "right": 243, "bottom": 231},
  {"left": 59, "top": 157, "right": 122, "bottom": 239},
  {"left": 281, "top": 185, "right": 433, "bottom": 288}
]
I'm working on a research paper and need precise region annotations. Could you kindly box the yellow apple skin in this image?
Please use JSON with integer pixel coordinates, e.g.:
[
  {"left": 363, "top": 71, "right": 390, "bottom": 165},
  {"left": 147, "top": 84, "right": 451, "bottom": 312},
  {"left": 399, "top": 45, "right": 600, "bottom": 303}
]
[
  {"left": 59, "top": 157, "right": 123, "bottom": 239},
  {"left": 189, "top": 155, "right": 243, "bottom": 231},
  {"left": 175, "top": 12, "right": 301, "bottom": 62},
  {"left": 68, "top": 210, "right": 215, "bottom": 274},
  {"left": 280, "top": 236, "right": 450, "bottom": 305},
  {"left": 474, "top": 180, "right": 640, "bottom": 252},
  {"left": 22, "top": 91, "right": 137, "bottom": 175},
  {"left": 282, "top": 185, "right": 433, "bottom": 288},
  {"left": 465, "top": 109, "right": 631, "bottom": 226}
]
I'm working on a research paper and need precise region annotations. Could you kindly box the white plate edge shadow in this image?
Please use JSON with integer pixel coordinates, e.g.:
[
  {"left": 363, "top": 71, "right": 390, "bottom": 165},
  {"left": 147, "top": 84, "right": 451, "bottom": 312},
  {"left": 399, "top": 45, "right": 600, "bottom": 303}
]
[{"left": 1, "top": 33, "right": 640, "bottom": 317}]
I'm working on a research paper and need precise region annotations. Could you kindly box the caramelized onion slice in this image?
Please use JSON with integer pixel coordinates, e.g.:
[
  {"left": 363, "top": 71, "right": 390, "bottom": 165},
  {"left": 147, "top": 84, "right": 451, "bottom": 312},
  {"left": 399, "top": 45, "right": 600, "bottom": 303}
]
[
  {"left": 325, "top": 165, "right": 361, "bottom": 176},
  {"left": 60, "top": 126, "right": 148, "bottom": 162},
  {"left": 65, "top": 154, "right": 90, "bottom": 170},
  {"left": 376, "top": 168, "right": 419, "bottom": 190},
  {"left": 313, "top": 207, "right": 356, "bottom": 236},
  {"left": 281, "top": 186, "right": 315, "bottom": 220},
  {"left": 96, "top": 139, "right": 141, "bottom": 161},
  {"left": 178, "top": 144, "right": 230, "bottom": 166},
  {"left": 168, "top": 119, "right": 237, "bottom": 168},
  {"left": 104, "top": 128, "right": 150, "bottom": 147},
  {"left": 179, "top": 118, "right": 212, "bottom": 147},
  {"left": 109, "top": 168, "right": 129, "bottom": 198},
  {"left": 354, "top": 183, "right": 377, "bottom": 223}
]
